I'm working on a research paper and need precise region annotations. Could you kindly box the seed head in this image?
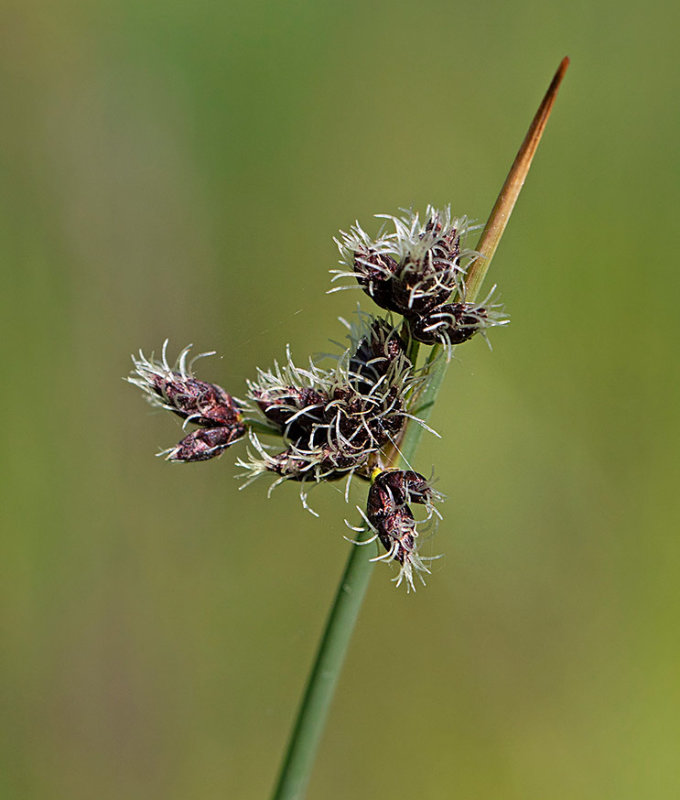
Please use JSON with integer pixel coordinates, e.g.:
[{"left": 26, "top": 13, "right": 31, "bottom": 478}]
[
  {"left": 367, "top": 469, "right": 442, "bottom": 523},
  {"left": 164, "top": 425, "right": 246, "bottom": 463},
  {"left": 239, "top": 325, "right": 422, "bottom": 501},
  {"left": 128, "top": 341, "right": 246, "bottom": 461},
  {"left": 364, "top": 469, "right": 443, "bottom": 591},
  {"left": 332, "top": 206, "right": 473, "bottom": 316}
]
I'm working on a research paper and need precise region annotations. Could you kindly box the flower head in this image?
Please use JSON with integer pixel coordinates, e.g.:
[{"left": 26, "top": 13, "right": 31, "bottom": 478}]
[
  {"left": 239, "top": 320, "right": 420, "bottom": 501},
  {"left": 362, "top": 469, "right": 443, "bottom": 591},
  {"left": 409, "top": 291, "right": 508, "bottom": 349},
  {"left": 128, "top": 341, "right": 245, "bottom": 461},
  {"left": 332, "top": 206, "right": 474, "bottom": 316}
]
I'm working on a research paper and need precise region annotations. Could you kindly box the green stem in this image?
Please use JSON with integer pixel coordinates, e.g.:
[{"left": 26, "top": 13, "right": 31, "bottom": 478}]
[
  {"left": 270, "top": 57, "right": 569, "bottom": 800},
  {"left": 271, "top": 524, "right": 375, "bottom": 800}
]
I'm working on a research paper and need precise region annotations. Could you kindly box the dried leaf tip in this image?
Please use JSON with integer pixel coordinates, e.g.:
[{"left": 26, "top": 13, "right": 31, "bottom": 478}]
[{"left": 464, "top": 56, "right": 570, "bottom": 303}]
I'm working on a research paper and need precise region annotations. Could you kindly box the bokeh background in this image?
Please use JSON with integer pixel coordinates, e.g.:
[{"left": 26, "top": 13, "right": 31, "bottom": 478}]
[{"left": 2, "top": 0, "right": 679, "bottom": 797}]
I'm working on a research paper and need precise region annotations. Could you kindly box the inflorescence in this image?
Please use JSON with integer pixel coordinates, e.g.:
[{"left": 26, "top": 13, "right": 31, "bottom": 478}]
[{"left": 128, "top": 206, "right": 507, "bottom": 590}]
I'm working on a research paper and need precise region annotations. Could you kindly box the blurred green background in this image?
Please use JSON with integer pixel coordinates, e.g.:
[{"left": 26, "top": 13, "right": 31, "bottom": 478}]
[{"left": 2, "top": 0, "right": 679, "bottom": 797}]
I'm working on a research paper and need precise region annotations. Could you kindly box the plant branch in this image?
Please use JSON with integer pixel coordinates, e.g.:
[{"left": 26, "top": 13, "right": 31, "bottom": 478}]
[{"left": 270, "top": 57, "right": 569, "bottom": 800}]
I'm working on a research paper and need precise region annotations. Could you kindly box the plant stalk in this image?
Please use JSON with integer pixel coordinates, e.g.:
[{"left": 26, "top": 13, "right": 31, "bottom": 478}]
[
  {"left": 270, "top": 524, "right": 375, "bottom": 800},
  {"left": 270, "top": 57, "right": 569, "bottom": 800}
]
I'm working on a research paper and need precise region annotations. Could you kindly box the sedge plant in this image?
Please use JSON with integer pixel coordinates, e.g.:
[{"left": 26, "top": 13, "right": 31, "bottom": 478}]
[{"left": 127, "top": 58, "right": 569, "bottom": 800}]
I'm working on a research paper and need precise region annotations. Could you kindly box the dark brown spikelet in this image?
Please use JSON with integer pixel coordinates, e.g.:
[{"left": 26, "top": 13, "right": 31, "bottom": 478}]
[
  {"left": 410, "top": 302, "right": 488, "bottom": 346},
  {"left": 353, "top": 248, "right": 401, "bottom": 312},
  {"left": 366, "top": 476, "right": 419, "bottom": 565},
  {"left": 167, "top": 424, "right": 246, "bottom": 462},
  {"left": 367, "top": 469, "right": 437, "bottom": 526},
  {"left": 148, "top": 374, "right": 242, "bottom": 427},
  {"left": 391, "top": 224, "right": 461, "bottom": 316},
  {"left": 252, "top": 386, "right": 328, "bottom": 445},
  {"left": 348, "top": 318, "right": 408, "bottom": 392},
  {"left": 375, "top": 506, "right": 417, "bottom": 564},
  {"left": 363, "top": 469, "right": 442, "bottom": 590},
  {"left": 264, "top": 444, "right": 369, "bottom": 483},
  {"left": 371, "top": 469, "right": 436, "bottom": 508},
  {"left": 325, "top": 384, "right": 405, "bottom": 452}
]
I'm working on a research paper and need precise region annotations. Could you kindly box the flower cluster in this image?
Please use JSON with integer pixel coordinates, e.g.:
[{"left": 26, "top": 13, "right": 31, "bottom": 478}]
[
  {"left": 360, "top": 469, "right": 442, "bottom": 590},
  {"left": 128, "top": 342, "right": 245, "bottom": 462},
  {"left": 128, "top": 205, "right": 507, "bottom": 590},
  {"left": 333, "top": 206, "right": 506, "bottom": 352},
  {"left": 237, "top": 317, "right": 418, "bottom": 503}
]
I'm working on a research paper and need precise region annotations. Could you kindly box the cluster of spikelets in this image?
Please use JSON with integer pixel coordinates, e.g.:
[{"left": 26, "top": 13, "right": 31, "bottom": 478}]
[
  {"left": 332, "top": 206, "right": 504, "bottom": 348},
  {"left": 128, "top": 206, "right": 507, "bottom": 590}
]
